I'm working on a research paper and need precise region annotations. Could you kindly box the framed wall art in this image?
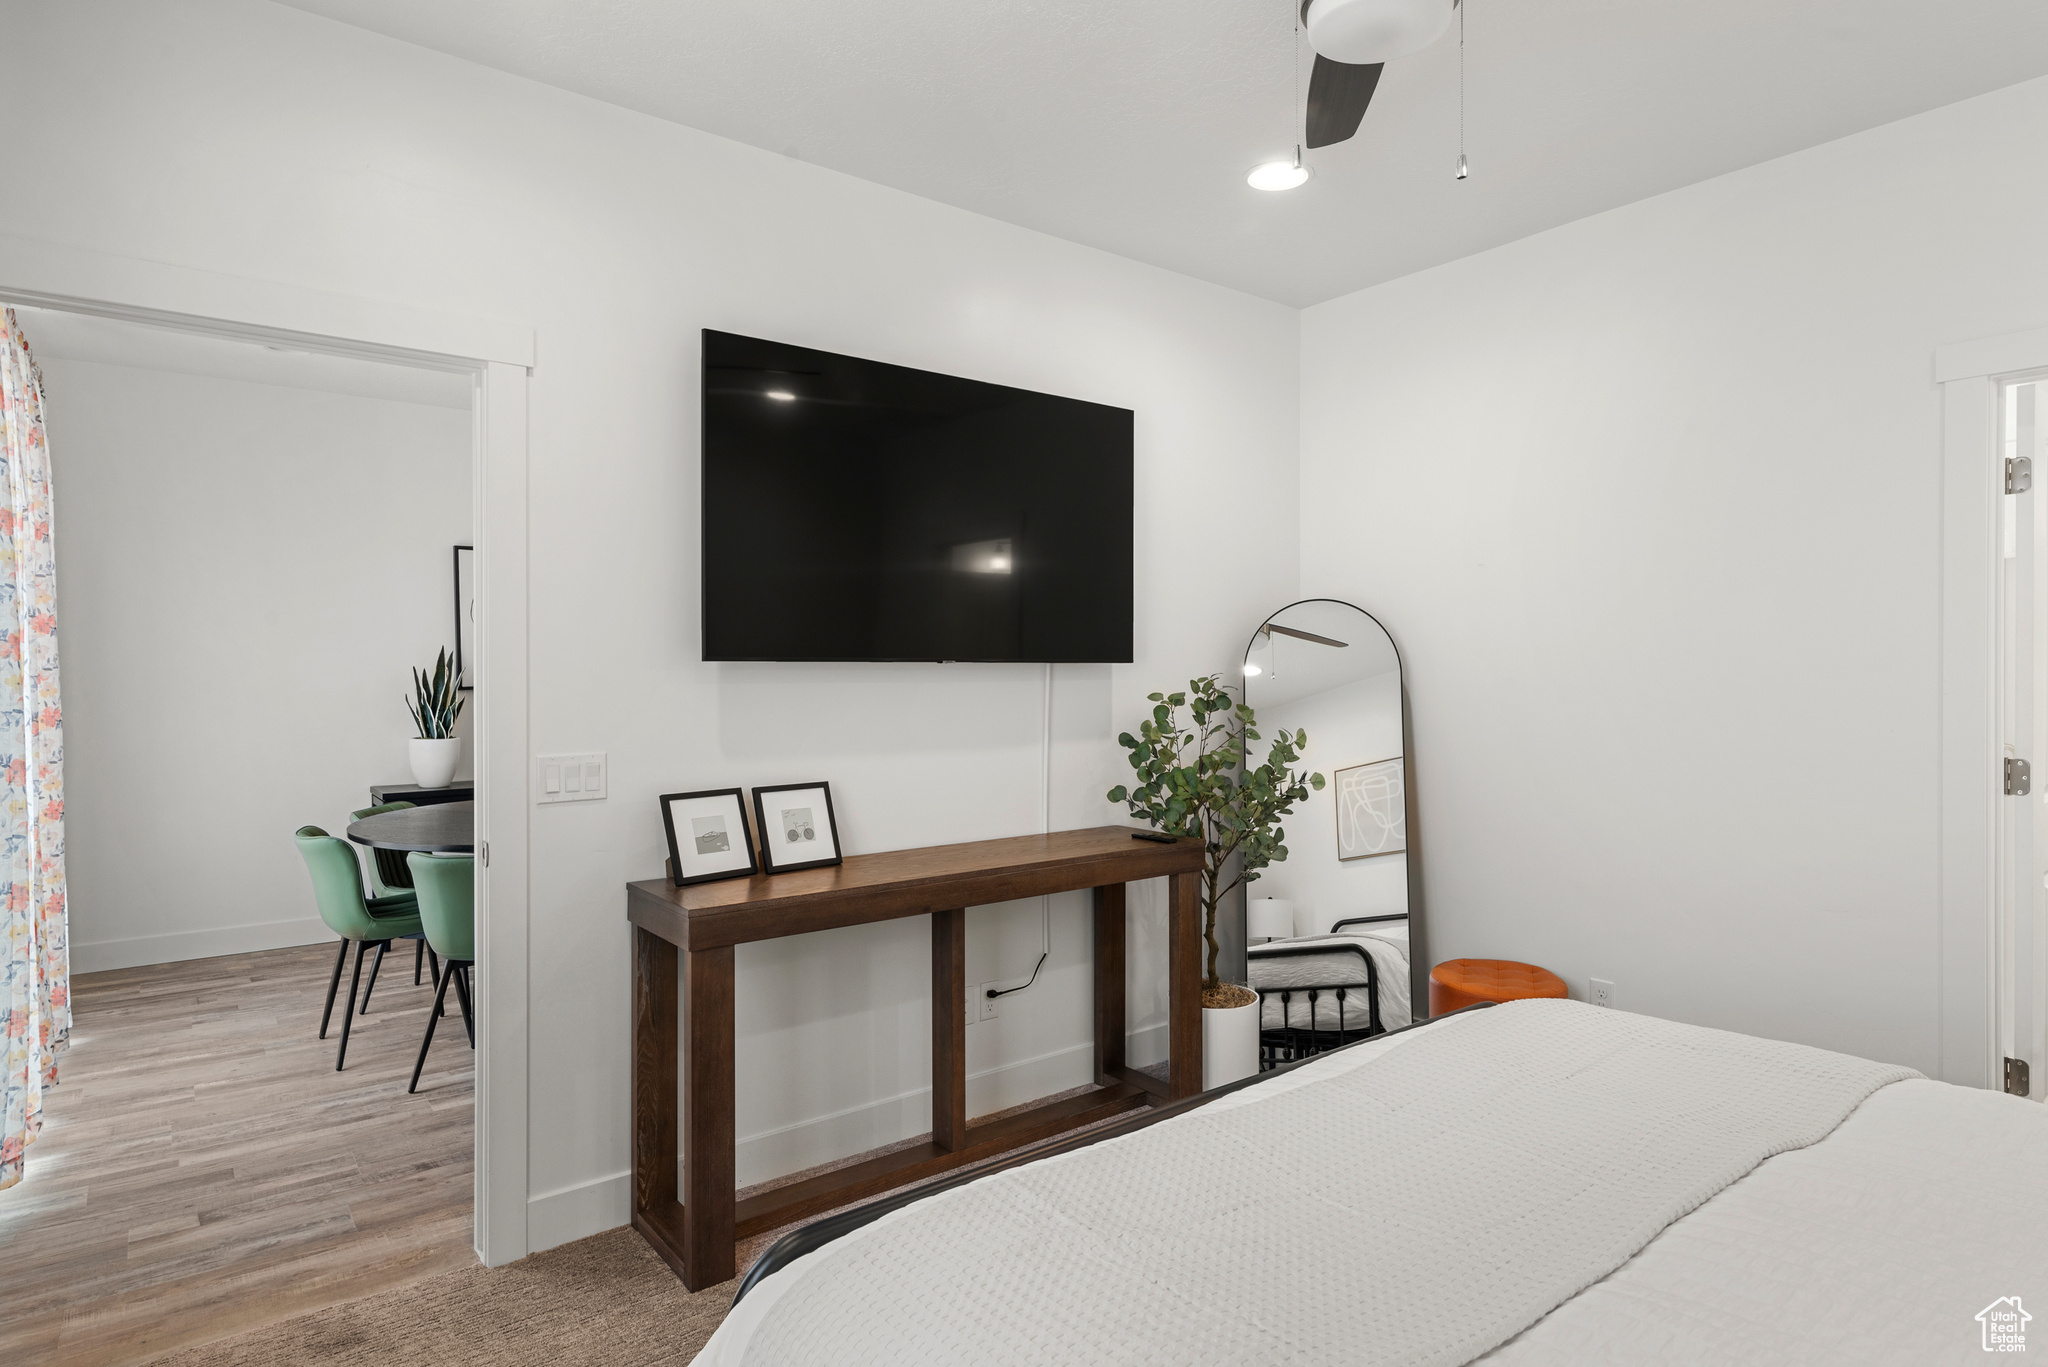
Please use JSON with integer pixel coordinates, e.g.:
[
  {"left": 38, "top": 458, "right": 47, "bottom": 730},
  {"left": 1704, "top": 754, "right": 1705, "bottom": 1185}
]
[
  {"left": 453, "top": 543, "right": 475, "bottom": 690},
  {"left": 1334, "top": 756, "right": 1406, "bottom": 861},
  {"left": 659, "top": 788, "right": 759, "bottom": 886},
  {"left": 751, "top": 781, "right": 842, "bottom": 874}
]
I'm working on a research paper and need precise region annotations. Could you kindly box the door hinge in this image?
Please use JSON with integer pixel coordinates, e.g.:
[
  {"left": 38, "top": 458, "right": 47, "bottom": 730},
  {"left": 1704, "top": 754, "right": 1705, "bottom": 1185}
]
[
  {"left": 2006, "top": 1055, "right": 2031, "bottom": 1097},
  {"left": 480, "top": 840, "right": 490, "bottom": 868},
  {"left": 2010, "top": 456, "right": 2033, "bottom": 494},
  {"left": 2006, "top": 757, "right": 2031, "bottom": 796}
]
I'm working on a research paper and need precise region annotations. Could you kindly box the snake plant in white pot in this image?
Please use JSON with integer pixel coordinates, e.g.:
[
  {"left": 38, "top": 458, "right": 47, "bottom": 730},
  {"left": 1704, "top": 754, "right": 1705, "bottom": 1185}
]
[{"left": 405, "top": 648, "right": 465, "bottom": 788}]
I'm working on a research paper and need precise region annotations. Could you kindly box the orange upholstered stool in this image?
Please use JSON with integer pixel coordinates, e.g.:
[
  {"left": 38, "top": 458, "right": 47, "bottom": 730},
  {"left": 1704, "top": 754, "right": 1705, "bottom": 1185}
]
[{"left": 1429, "top": 958, "right": 1569, "bottom": 1016}]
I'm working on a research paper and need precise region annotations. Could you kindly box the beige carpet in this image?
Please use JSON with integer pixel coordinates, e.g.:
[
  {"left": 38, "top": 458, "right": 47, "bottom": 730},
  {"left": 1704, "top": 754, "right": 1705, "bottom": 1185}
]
[{"left": 144, "top": 1226, "right": 736, "bottom": 1367}]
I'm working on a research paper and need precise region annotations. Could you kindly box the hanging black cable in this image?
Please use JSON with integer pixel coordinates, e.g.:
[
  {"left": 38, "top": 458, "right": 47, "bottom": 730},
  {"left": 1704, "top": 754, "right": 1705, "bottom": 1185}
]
[{"left": 986, "top": 952, "right": 1046, "bottom": 999}]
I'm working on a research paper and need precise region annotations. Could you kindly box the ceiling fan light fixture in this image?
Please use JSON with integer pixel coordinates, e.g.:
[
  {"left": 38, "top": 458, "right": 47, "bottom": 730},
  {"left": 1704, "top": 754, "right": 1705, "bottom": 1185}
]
[
  {"left": 1304, "top": 0, "right": 1455, "bottom": 66},
  {"left": 1248, "top": 149, "right": 1312, "bottom": 191}
]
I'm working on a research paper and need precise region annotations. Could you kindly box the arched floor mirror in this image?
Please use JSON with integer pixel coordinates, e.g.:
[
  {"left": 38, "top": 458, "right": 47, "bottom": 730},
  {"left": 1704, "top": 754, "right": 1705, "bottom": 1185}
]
[{"left": 1236, "top": 598, "right": 1418, "bottom": 1070}]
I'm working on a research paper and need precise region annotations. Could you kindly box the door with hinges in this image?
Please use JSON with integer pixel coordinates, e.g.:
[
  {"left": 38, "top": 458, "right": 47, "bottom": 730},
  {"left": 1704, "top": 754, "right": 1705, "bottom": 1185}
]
[{"left": 1999, "top": 375, "right": 2047, "bottom": 1100}]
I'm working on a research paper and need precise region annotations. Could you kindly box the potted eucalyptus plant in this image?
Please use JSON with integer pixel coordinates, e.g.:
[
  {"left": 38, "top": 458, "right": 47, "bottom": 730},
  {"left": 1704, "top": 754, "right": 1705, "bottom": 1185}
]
[
  {"left": 1108, "top": 674, "right": 1322, "bottom": 1088},
  {"left": 405, "top": 647, "right": 465, "bottom": 789}
]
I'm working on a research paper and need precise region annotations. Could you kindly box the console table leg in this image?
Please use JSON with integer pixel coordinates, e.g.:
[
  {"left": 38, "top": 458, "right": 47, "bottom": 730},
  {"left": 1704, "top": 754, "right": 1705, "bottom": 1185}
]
[
  {"left": 630, "top": 926, "right": 686, "bottom": 1277},
  {"left": 681, "top": 943, "right": 736, "bottom": 1288},
  {"left": 931, "top": 907, "right": 968, "bottom": 1151},
  {"left": 1167, "top": 870, "right": 1203, "bottom": 1098},
  {"left": 1093, "top": 885, "right": 1126, "bottom": 1084}
]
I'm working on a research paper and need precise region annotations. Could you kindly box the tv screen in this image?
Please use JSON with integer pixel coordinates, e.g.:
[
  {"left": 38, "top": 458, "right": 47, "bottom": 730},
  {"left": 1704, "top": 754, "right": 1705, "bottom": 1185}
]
[{"left": 701, "top": 330, "right": 1134, "bottom": 663}]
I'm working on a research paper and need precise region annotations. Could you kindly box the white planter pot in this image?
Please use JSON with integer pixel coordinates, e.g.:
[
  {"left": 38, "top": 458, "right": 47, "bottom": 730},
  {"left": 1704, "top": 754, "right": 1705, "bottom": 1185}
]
[
  {"left": 409, "top": 736, "right": 462, "bottom": 789},
  {"left": 1202, "top": 989, "right": 1263, "bottom": 1090}
]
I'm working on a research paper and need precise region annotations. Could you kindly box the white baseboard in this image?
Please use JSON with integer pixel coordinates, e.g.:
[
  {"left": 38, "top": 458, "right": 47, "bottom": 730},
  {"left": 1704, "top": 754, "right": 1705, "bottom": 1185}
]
[
  {"left": 1125, "top": 1021, "right": 1168, "bottom": 1069},
  {"left": 528, "top": 1171, "right": 630, "bottom": 1255},
  {"left": 730, "top": 1033, "right": 1143, "bottom": 1185},
  {"left": 524, "top": 1023, "right": 1177, "bottom": 1253},
  {"left": 71, "top": 915, "right": 334, "bottom": 974}
]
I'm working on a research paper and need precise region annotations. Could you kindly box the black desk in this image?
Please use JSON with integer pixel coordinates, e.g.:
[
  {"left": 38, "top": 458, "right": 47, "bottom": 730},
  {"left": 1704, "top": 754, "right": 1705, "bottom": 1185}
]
[
  {"left": 347, "top": 801, "right": 474, "bottom": 854},
  {"left": 370, "top": 782, "right": 474, "bottom": 809}
]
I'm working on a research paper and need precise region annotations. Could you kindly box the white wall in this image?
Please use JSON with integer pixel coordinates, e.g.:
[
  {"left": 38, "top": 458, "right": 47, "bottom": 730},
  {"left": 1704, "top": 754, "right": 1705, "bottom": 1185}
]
[
  {"left": 1250, "top": 672, "right": 1407, "bottom": 937},
  {"left": 42, "top": 354, "right": 472, "bottom": 971},
  {"left": 3, "top": 0, "right": 1300, "bottom": 1246},
  {"left": 1300, "top": 74, "right": 2048, "bottom": 1083}
]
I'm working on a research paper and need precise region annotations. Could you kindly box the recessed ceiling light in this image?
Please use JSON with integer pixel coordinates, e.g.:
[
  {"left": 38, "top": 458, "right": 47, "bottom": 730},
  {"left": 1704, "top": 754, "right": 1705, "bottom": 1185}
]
[
  {"left": 765, "top": 389, "right": 796, "bottom": 401},
  {"left": 1247, "top": 156, "right": 1312, "bottom": 192}
]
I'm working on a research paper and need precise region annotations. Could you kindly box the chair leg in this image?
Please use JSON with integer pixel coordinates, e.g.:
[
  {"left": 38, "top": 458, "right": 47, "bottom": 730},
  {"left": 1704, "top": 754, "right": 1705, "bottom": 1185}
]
[
  {"left": 414, "top": 937, "right": 425, "bottom": 986},
  {"left": 409, "top": 962, "right": 455, "bottom": 1093},
  {"left": 450, "top": 961, "right": 476, "bottom": 1049},
  {"left": 336, "top": 941, "right": 368, "bottom": 1071},
  {"left": 361, "top": 940, "right": 389, "bottom": 1014},
  {"left": 428, "top": 948, "right": 443, "bottom": 1014},
  {"left": 319, "top": 937, "right": 348, "bottom": 1039}
]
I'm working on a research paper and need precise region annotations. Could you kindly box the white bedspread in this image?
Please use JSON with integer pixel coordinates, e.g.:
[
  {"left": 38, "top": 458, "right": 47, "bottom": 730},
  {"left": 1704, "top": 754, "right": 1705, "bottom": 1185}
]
[
  {"left": 699, "top": 1000, "right": 1916, "bottom": 1367},
  {"left": 1481, "top": 1077, "right": 2048, "bottom": 1365}
]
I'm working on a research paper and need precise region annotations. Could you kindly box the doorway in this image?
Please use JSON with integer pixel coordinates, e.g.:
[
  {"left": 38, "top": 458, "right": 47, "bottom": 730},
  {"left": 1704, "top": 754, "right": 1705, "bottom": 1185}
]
[
  {"left": 0, "top": 243, "right": 531, "bottom": 1362},
  {"left": 0, "top": 304, "right": 476, "bottom": 1365}
]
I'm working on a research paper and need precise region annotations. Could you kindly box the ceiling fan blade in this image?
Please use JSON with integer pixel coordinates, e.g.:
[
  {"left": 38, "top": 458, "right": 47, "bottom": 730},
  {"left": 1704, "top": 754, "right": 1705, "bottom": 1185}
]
[
  {"left": 1304, "top": 54, "right": 1383, "bottom": 149},
  {"left": 1261, "top": 623, "right": 1350, "bottom": 648}
]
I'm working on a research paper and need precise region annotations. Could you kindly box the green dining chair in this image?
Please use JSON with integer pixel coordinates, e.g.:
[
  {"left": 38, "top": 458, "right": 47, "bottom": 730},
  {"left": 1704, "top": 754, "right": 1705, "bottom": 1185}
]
[
  {"left": 349, "top": 802, "right": 438, "bottom": 997},
  {"left": 407, "top": 852, "right": 475, "bottom": 1094},
  {"left": 294, "top": 826, "right": 426, "bottom": 1071}
]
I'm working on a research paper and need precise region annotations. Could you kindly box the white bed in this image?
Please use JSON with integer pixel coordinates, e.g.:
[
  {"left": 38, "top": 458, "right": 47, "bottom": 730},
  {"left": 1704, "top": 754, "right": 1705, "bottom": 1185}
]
[
  {"left": 1247, "top": 919, "right": 1412, "bottom": 1033},
  {"left": 695, "top": 1000, "right": 2048, "bottom": 1367}
]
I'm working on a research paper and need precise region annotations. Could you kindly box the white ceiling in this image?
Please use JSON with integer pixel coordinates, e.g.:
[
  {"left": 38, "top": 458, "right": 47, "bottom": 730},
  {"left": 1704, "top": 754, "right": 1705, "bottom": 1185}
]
[
  {"left": 14, "top": 307, "right": 473, "bottom": 410},
  {"left": 270, "top": 1, "right": 2048, "bottom": 306}
]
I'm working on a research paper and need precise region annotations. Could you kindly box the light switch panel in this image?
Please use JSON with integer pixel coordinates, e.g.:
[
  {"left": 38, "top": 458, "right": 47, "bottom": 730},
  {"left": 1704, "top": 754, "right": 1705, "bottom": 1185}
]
[{"left": 536, "top": 752, "right": 607, "bottom": 804}]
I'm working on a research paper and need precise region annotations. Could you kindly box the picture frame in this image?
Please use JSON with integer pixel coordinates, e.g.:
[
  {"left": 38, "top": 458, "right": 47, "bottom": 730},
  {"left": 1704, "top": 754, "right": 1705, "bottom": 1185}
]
[
  {"left": 453, "top": 544, "right": 475, "bottom": 691},
  {"left": 659, "top": 788, "right": 760, "bottom": 886},
  {"left": 1334, "top": 756, "right": 1406, "bottom": 861},
  {"left": 751, "top": 781, "right": 843, "bottom": 874}
]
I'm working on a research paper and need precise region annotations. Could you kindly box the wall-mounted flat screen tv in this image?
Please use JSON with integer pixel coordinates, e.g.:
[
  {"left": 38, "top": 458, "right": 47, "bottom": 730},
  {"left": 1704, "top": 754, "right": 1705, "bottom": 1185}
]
[{"left": 701, "top": 330, "right": 1135, "bottom": 663}]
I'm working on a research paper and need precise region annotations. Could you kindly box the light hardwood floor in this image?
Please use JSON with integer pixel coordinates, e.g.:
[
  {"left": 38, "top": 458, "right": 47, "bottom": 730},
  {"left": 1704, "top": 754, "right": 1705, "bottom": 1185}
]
[{"left": 0, "top": 942, "right": 476, "bottom": 1367}]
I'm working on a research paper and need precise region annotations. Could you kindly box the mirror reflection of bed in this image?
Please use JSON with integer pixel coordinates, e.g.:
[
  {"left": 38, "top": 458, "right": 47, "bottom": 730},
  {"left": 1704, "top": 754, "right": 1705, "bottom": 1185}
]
[{"left": 1241, "top": 599, "right": 1413, "bottom": 1070}]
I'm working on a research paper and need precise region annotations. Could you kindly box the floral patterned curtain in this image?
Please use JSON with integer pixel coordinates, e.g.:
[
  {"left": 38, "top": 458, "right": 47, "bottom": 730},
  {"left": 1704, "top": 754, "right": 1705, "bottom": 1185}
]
[{"left": 0, "top": 308, "right": 67, "bottom": 1192}]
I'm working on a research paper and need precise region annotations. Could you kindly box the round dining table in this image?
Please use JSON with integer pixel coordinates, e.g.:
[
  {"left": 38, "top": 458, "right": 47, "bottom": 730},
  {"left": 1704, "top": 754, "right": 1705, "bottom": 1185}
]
[{"left": 346, "top": 800, "right": 475, "bottom": 854}]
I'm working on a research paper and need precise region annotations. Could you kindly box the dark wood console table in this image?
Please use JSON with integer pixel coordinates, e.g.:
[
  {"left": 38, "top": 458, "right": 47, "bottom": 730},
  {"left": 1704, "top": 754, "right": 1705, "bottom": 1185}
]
[{"left": 624, "top": 825, "right": 1205, "bottom": 1289}]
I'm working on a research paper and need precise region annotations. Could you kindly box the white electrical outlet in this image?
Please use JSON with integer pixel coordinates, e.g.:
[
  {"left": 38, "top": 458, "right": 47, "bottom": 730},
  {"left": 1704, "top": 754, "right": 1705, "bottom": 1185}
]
[
  {"left": 978, "top": 982, "right": 1003, "bottom": 1021},
  {"left": 535, "top": 752, "right": 607, "bottom": 804},
  {"left": 1589, "top": 978, "right": 1615, "bottom": 1008}
]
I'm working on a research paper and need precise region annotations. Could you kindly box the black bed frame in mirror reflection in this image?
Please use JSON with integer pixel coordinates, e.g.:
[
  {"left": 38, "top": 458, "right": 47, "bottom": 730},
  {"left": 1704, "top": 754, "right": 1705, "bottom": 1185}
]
[
  {"left": 1250, "top": 913, "right": 1406, "bottom": 1070},
  {"left": 1237, "top": 597, "right": 1416, "bottom": 1072}
]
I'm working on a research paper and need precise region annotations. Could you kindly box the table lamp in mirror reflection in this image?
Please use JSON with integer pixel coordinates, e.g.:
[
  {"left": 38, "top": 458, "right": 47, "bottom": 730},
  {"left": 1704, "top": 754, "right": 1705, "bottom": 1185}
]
[{"left": 1249, "top": 897, "right": 1295, "bottom": 945}]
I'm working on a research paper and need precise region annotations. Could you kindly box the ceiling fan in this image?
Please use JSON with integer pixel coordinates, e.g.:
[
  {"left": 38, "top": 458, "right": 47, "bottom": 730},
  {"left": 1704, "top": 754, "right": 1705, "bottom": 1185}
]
[{"left": 1301, "top": 0, "right": 1458, "bottom": 148}]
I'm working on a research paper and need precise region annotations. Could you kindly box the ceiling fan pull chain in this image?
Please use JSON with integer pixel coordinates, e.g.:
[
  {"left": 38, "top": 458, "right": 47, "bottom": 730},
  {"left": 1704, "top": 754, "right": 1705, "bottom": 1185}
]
[{"left": 1456, "top": 0, "right": 1469, "bottom": 179}]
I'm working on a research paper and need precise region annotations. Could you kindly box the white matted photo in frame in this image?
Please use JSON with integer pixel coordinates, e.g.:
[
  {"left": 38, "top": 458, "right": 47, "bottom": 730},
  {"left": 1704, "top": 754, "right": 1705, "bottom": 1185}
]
[
  {"left": 751, "top": 781, "right": 842, "bottom": 874},
  {"left": 659, "top": 788, "right": 759, "bottom": 886},
  {"left": 1334, "top": 756, "right": 1406, "bottom": 861}
]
